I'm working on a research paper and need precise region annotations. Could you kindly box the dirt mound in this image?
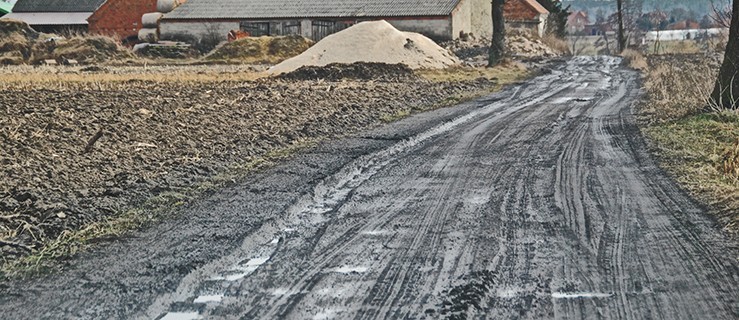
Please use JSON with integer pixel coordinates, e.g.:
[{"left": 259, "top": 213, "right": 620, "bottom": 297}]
[
  {"left": 269, "top": 21, "right": 459, "bottom": 74},
  {"left": 205, "top": 35, "right": 313, "bottom": 64},
  {"left": 444, "top": 29, "right": 564, "bottom": 66},
  {"left": 35, "top": 36, "right": 134, "bottom": 63},
  {"left": 277, "top": 62, "right": 417, "bottom": 82},
  {"left": 0, "top": 19, "right": 39, "bottom": 64},
  {"left": 0, "top": 19, "right": 134, "bottom": 65}
]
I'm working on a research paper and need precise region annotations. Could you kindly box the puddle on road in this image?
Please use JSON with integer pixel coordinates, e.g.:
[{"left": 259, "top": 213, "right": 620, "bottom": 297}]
[
  {"left": 552, "top": 292, "right": 613, "bottom": 299},
  {"left": 159, "top": 311, "right": 201, "bottom": 320}
]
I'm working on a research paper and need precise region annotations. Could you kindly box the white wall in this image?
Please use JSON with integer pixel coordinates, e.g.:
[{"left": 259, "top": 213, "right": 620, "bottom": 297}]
[{"left": 387, "top": 18, "right": 453, "bottom": 41}]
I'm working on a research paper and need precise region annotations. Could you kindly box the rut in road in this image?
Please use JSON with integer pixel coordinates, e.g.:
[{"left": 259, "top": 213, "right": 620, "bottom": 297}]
[
  {"left": 145, "top": 56, "right": 738, "bottom": 320},
  {"left": 1, "top": 57, "right": 736, "bottom": 320}
]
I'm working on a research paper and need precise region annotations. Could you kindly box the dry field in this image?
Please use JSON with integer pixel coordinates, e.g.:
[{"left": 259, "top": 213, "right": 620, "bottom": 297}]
[
  {"left": 0, "top": 62, "right": 529, "bottom": 277},
  {"left": 638, "top": 53, "right": 739, "bottom": 234}
]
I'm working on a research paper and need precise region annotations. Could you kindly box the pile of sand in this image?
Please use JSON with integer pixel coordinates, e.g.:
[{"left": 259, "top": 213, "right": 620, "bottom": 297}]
[
  {"left": 269, "top": 21, "right": 459, "bottom": 74},
  {"left": 443, "top": 29, "right": 564, "bottom": 66},
  {"left": 205, "top": 35, "right": 313, "bottom": 64}
]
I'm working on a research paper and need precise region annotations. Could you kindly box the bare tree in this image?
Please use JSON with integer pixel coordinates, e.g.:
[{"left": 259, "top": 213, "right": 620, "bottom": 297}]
[
  {"left": 712, "top": 0, "right": 733, "bottom": 28},
  {"left": 710, "top": 0, "right": 738, "bottom": 110},
  {"left": 617, "top": 0, "right": 626, "bottom": 52},
  {"left": 489, "top": 0, "right": 506, "bottom": 66}
]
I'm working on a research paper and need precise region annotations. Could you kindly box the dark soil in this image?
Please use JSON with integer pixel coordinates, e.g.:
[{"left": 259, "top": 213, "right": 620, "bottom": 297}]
[
  {"left": 277, "top": 62, "right": 418, "bottom": 82},
  {"left": 0, "top": 73, "right": 494, "bottom": 265}
]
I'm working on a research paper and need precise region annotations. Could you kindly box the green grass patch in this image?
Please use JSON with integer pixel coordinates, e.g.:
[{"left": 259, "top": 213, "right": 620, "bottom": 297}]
[{"left": 644, "top": 112, "right": 739, "bottom": 233}]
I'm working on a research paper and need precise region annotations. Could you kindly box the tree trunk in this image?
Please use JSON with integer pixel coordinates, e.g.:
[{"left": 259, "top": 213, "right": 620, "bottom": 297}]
[
  {"left": 710, "top": 0, "right": 739, "bottom": 110},
  {"left": 489, "top": 0, "right": 506, "bottom": 67},
  {"left": 617, "top": 0, "right": 626, "bottom": 52}
]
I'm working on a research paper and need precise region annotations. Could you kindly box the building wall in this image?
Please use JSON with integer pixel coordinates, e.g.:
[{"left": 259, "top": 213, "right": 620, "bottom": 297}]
[
  {"left": 88, "top": 0, "right": 158, "bottom": 39},
  {"left": 386, "top": 18, "right": 452, "bottom": 42},
  {"left": 162, "top": 17, "right": 454, "bottom": 43},
  {"left": 161, "top": 20, "right": 240, "bottom": 41},
  {"left": 451, "top": 0, "right": 492, "bottom": 39}
]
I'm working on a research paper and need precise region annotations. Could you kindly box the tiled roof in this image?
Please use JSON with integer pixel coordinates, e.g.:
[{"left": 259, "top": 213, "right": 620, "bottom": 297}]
[
  {"left": 164, "top": 0, "right": 462, "bottom": 20},
  {"left": 522, "top": 0, "right": 548, "bottom": 15},
  {"left": 11, "top": 0, "right": 106, "bottom": 12}
]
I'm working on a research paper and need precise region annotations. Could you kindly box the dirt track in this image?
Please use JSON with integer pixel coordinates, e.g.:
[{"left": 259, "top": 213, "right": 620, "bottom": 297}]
[{"left": 2, "top": 56, "right": 737, "bottom": 319}]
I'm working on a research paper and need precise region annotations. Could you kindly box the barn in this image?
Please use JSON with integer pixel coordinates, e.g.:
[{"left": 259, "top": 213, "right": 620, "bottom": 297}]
[
  {"left": 503, "top": 0, "right": 549, "bottom": 37},
  {"left": 160, "top": 0, "right": 493, "bottom": 43},
  {"left": 4, "top": 0, "right": 157, "bottom": 40}
]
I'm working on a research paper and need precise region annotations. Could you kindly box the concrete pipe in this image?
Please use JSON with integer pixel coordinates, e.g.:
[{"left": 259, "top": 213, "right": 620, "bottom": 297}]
[
  {"left": 157, "top": 0, "right": 183, "bottom": 13},
  {"left": 138, "top": 28, "right": 160, "bottom": 43},
  {"left": 142, "top": 12, "right": 164, "bottom": 28}
]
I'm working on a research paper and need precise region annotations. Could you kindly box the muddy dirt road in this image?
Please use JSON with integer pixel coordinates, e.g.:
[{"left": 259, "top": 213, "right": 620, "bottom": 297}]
[{"left": 2, "top": 56, "right": 738, "bottom": 319}]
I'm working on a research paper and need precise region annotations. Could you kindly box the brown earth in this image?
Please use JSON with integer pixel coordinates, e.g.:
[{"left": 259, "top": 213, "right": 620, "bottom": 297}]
[
  {"left": 204, "top": 35, "right": 314, "bottom": 64},
  {"left": 0, "top": 65, "right": 499, "bottom": 266}
]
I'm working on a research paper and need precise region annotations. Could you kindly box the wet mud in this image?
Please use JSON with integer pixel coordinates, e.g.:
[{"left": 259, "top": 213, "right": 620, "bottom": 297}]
[{"left": 1, "top": 56, "right": 737, "bottom": 320}]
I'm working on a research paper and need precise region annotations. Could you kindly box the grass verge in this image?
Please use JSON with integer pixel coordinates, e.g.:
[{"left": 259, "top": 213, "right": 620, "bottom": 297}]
[{"left": 639, "top": 54, "right": 738, "bottom": 235}]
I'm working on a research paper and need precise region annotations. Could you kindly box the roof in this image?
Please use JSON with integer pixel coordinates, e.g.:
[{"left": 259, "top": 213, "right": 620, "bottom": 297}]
[
  {"left": 521, "top": 0, "right": 548, "bottom": 15},
  {"left": 11, "top": 0, "right": 106, "bottom": 12},
  {"left": 3, "top": 12, "right": 91, "bottom": 24},
  {"left": 164, "top": 0, "right": 462, "bottom": 20}
]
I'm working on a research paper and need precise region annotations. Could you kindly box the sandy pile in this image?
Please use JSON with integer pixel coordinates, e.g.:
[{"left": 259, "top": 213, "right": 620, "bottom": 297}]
[
  {"left": 269, "top": 21, "right": 459, "bottom": 74},
  {"left": 205, "top": 35, "right": 313, "bottom": 64}
]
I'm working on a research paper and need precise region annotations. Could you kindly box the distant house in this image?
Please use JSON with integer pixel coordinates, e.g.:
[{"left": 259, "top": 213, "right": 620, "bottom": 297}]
[
  {"left": 567, "top": 11, "right": 590, "bottom": 34},
  {"left": 160, "top": 0, "right": 493, "bottom": 43},
  {"left": 666, "top": 20, "right": 701, "bottom": 31},
  {"left": 5, "top": 0, "right": 156, "bottom": 40},
  {"left": 503, "top": 0, "right": 549, "bottom": 37}
]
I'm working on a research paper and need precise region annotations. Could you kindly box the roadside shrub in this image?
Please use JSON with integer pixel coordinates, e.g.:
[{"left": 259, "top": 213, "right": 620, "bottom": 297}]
[
  {"left": 621, "top": 49, "right": 648, "bottom": 71},
  {"left": 542, "top": 34, "right": 570, "bottom": 55},
  {"left": 722, "top": 140, "right": 739, "bottom": 180}
]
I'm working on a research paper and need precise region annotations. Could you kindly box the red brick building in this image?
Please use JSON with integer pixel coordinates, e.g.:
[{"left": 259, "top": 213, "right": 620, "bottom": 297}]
[
  {"left": 88, "top": 0, "right": 157, "bottom": 40},
  {"left": 6, "top": 0, "right": 157, "bottom": 40},
  {"left": 503, "top": 0, "right": 549, "bottom": 36}
]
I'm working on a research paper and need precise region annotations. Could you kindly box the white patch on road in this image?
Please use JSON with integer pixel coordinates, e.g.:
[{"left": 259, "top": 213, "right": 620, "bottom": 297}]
[
  {"left": 331, "top": 266, "right": 369, "bottom": 274},
  {"left": 361, "top": 230, "right": 390, "bottom": 236},
  {"left": 552, "top": 292, "right": 613, "bottom": 299},
  {"left": 193, "top": 294, "right": 223, "bottom": 303},
  {"left": 218, "top": 256, "right": 271, "bottom": 281},
  {"left": 160, "top": 311, "right": 201, "bottom": 320},
  {"left": 313, "top": 308, "right": 343, "bottom": 320}
]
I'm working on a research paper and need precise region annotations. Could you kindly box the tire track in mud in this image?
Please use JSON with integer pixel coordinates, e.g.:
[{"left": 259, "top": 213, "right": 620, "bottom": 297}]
[
  {"left": 151, "top": 56, "right": 737, "bottom": 320},
  {"left": 2, "top": 56, "right": 737, "bottom": 320}
]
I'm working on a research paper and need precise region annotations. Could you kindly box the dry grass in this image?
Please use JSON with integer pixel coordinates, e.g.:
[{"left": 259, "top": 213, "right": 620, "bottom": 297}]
[
  {"left": 640, "top": 55, "right": 720, "bottom": 122},
  {"left": 620, "top": 49, "right": 648, "bottom": 71},
  {"left": 542, "top": 34, "right": 571, "bottom": 55},
  {"left": 0, "top": 65, "right": 266, "bottom": 87},
  {"left": 640, "top": 55, "right": 739, "bottom": 234}
]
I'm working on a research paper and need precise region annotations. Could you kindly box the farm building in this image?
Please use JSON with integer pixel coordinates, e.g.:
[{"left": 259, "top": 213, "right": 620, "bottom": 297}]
[
  {"left": 4, "top": 0, "right": 157, "bottom": 40},
  {"left": 567, "top": 11, "right": 590, "bottom": 34},
  {"left": 160, "top": 0, "right": 493, "bottom": 43},
  {"left": 503, "top": 0, "right": 549, "bottom": 37}
]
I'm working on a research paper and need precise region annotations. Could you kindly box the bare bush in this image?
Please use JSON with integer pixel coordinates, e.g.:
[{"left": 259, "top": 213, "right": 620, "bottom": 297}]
[{"left": 620, "top": 49, "right": 647, "bottom": 70}]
